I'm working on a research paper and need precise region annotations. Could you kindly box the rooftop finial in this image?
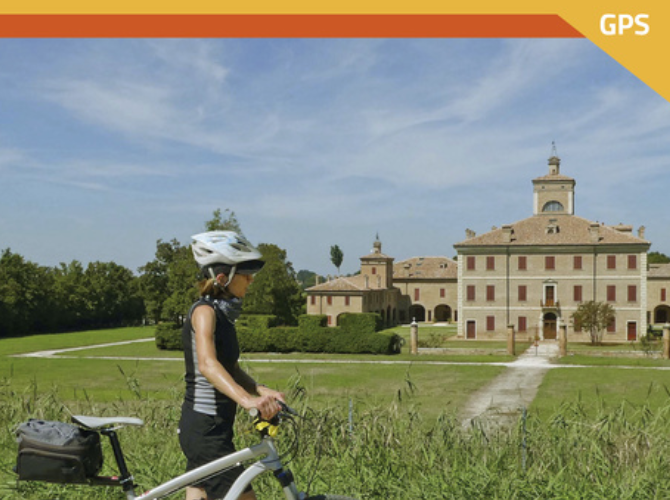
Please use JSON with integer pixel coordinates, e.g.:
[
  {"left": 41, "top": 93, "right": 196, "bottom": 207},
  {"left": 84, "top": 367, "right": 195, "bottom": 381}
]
[
  {"left": 373, "top": 233, "right": 382, "bottom": 253},
  {"left": 548, "top": 141, "right": 560, "bottom": 173}
]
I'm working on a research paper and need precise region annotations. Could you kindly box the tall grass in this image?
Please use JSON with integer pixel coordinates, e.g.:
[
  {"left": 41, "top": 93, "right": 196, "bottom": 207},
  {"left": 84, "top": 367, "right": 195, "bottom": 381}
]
[{"left": 3, "top": 376, "right": 670, "bottom": 499}]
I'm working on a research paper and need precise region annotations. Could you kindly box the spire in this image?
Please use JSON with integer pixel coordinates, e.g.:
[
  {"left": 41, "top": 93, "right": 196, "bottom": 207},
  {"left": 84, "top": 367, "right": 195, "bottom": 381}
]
[
  {"left": 373, "top": 233, "right": 382, "bottom": 254},
  {"left": 548, "top": 141, "right": 560, "bottom": 175}
]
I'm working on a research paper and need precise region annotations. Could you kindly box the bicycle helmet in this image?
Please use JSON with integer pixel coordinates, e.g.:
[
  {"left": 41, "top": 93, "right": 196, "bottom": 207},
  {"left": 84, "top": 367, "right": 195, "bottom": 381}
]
[{"left": 191, "top": 231, "right": 265, "bottom": 286}]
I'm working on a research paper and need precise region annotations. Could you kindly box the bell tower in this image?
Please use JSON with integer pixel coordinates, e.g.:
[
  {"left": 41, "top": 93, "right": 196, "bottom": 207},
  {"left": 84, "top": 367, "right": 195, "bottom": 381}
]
[{"left": 532, "top": 143, "right": 576, "bottom": 216}]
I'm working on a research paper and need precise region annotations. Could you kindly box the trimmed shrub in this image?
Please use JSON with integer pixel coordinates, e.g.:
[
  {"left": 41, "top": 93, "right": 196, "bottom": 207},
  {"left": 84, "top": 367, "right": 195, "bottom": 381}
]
[
  {"left": 339, "top": 313, "right": 383, "bottom": 335},
  {"left": 160, "top": 312, "right": 401, "bottom": 355},
  {"left": 155, "top": 322, "right": 182, "bottom": 350}
]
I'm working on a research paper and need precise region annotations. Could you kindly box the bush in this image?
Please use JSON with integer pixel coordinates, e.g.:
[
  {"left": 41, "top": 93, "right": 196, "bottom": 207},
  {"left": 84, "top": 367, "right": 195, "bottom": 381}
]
[
  {"left": 155, "top": 322, "right": 182, "bottom": 350},
  {"left": 165, "top": 312, "right": 401, "bottom": 355},
  {"left": 339, "top": 313, "right": 383, "bottom": 335}
]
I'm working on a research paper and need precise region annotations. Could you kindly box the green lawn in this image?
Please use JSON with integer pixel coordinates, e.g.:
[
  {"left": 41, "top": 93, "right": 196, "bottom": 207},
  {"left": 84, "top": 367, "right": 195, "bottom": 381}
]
[
  {"left": 532, "top": 367, "right": 670, "bottom": 418},
  {"left": 0, "top": 326, "right": 154, "bottom": 356},
  {"left": 1, "top": 327, "right": 507, "bottom": 422},
  {"left": 557, "top": 354, "right": 670, "bottom": 367}
]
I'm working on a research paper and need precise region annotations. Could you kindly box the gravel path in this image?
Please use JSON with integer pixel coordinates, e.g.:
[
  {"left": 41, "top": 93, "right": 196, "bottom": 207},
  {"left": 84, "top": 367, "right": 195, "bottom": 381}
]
[{"left": 459, "top": 342, "right": 559, "bottom": 430}]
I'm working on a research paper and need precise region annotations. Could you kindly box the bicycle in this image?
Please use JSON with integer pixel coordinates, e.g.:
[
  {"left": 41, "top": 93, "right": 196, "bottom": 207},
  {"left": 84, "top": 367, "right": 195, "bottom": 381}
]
[{"left": 15, "top": 402, "right": 356, "bottom": 500}]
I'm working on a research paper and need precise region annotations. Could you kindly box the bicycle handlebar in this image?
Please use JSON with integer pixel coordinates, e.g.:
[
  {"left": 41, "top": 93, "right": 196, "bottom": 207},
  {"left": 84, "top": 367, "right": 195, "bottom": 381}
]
[{"left": 249, "top": 400, "right": 297, "bottom": 420}]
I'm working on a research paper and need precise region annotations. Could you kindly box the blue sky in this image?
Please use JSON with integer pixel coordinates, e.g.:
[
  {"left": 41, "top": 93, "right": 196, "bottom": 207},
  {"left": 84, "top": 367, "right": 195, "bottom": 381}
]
[{"left": 1, "top": 38, "right": 669, "bottom": 276}]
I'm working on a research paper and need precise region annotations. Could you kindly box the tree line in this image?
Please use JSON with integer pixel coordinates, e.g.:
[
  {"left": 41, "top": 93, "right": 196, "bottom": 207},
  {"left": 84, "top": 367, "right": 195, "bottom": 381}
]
[{"left": 0, "top": 210, "right": 304, "bottom": 338}]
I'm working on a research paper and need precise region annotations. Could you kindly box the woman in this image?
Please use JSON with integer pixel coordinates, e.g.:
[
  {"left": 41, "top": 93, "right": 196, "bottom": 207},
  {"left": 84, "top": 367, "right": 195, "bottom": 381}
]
[{"left": 179, "top": 231, "right": 284, "bottom": 500}]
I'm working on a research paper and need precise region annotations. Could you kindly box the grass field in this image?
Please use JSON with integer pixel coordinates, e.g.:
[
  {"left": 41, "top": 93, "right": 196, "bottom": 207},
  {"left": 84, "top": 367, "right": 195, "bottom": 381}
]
[{"left": 6, "top": 327, "right": 670, "bottom": 498}]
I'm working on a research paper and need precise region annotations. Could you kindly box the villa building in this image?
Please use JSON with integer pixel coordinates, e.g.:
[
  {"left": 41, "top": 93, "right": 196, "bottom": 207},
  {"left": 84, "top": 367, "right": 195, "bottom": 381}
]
[{"left": 305, "top": 153, "right": 669, "bottom": 342}]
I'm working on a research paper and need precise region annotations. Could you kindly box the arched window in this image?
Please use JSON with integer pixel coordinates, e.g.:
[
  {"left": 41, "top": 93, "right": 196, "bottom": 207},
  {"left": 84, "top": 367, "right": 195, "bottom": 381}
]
[{"left": 542, "top": 201, "right": 564, "bottom": 212}]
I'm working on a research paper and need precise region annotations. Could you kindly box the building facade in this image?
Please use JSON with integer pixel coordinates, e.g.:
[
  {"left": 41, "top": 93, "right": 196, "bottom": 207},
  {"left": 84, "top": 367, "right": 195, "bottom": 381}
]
[{"left": 306, "top": 154, "right": 669, "bottom": 342}]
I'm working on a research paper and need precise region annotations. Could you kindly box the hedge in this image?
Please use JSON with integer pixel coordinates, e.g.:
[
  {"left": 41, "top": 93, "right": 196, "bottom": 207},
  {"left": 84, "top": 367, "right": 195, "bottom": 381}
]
[
  {"left": 156, "top": 312, "right": 401, "bottom": 355},
  {"left": 155, "top": 322, "right": 182, "bottom": 350}
]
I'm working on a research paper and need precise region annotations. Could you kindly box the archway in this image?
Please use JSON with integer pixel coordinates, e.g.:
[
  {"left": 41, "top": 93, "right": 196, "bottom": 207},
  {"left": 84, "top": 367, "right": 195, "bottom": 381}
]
[
  {"left": 654, "top": 306, "right": 670, "bottom": 324},
  {"left": 409, "top": 304, "right": 426, "bottom": 322},
  {"left": 434, "top": 305, "right": 452, "bottom": 322},
  {"left": 543, "top": 312, "right": 557, "bottom": 340}
]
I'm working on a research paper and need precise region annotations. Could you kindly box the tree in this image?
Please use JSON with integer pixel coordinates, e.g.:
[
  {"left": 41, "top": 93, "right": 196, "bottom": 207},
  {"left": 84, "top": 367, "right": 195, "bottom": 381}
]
[
  {"left": 330, "top": 245, "right": 344, "bottom": 275},
  {"left": 242, "top": 243, "right": 303, "bottom": 326},
  {"left": 296, "top": 270, "right": 323, "bottom": 290},
  {"left": 161, "top": 244, "right": 200, "bottom": 326},
  {"left": 649, "top": 251, "right": 670, "bottom": 264},
  {"left": 83, "top": 261, "right": 144, "bottom": 328},
  {"left": 0, "top": 249, "right": 54, "bottom": 336},
  {"left": 137, "top": 239, "right": 183, "bottom": 323},
  {"left": 572, "top": 301, "right": 616, "bottom": 345},
  {"left": 205, "top": 208, "right": 243, "bottom": 233}
]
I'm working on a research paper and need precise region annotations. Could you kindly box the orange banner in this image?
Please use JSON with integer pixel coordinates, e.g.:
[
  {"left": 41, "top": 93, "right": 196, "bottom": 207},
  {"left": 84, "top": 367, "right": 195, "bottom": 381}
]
[{"left": 0, "top": 14, "right": 582, "bottom": 38}]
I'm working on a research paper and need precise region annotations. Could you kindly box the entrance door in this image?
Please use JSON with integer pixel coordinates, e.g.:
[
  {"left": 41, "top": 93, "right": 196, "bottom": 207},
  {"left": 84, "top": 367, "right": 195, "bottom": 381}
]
[
  {"left": 627, "top": 322, "right": 637, "bottom": 341},
  {"left": 466, "top": 320, "right": 476, "bottom": 340},
  {"left": 543, "top": 313, "right": 557, "bottom": 340}
]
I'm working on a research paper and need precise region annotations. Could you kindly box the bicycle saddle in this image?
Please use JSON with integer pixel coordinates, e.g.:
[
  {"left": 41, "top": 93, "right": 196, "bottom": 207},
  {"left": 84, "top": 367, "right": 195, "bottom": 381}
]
[{"left": 71, "top": 415, "right": 145, "bottom": 430}]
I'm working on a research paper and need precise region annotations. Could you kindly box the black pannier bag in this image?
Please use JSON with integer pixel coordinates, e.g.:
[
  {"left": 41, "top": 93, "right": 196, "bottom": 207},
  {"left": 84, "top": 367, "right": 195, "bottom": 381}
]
[{"left": 15, "top": 419, "right": 103, "bottom": 484}]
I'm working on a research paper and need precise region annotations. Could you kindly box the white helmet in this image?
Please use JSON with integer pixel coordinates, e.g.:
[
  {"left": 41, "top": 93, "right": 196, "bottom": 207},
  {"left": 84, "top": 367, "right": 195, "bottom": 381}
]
[{"left": 191, "top": 231, "right": 264, "bottom": 284}]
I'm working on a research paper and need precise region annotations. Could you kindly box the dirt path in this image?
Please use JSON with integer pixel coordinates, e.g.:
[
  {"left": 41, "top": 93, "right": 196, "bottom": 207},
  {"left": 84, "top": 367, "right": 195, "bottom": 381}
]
[{"left": 459, "top": 342, "right": 559, "bottom": 430}]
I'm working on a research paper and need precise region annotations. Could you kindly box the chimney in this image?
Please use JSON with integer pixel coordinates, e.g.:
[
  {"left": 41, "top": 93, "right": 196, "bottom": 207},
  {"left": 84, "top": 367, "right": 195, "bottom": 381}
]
[
  {"left": 502, "top": 224, "right": 513, "bottom": 243},
  {"left": 465, "top": 228, "right": 476, "bottom": 239},
  {"left": 638, "top": 226, "right": 646, "bottom": 239},
  {"left": 589, "top": 223, "right": 600, "bottom": 243},
  {"left": 315, "top": 275, "right": 321, "bottom": 285}
]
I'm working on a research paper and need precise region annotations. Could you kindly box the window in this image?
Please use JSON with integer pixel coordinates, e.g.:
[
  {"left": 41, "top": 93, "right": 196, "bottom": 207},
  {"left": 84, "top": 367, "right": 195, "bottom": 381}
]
[
  {"left": 662, "top": 288, "right": 667, "bottom": 302},
  {"left": 542, "top": 201, "right": 564, "bottom": 212},
  {"left": 467, "top": 256, "right": 476, "bottom": 271},
  {"left": 628, "top": 285, "right": 637, "bottom": 302},
  {"left": 607, "top": 255, "right": 616, "bottom": 270},
  {"left": 414, "top": 288, "right": 420, "bottom": 301},
  {"left": 518, "top": 316, "right": 527, "bottom": 332},
  {"left": 466, "top": 285, "right": 476, "bottom": 301},
  {"left": 327, "top": 296, "right": 333, "bottom": 305},
  {"left": 518, "top": 285, "right": 527, "bottom": 302},
  {"left": 607, "top": 317, "right": 616, "bottom": 333},
  {"left": 372, "top": 267, "right": 377, "bottom": 275},
  {"left": 574, "top": 256, "right": 583, "bottom": 270},
  {"left": 486, "top": 256, "right": 495, "bottom": 270},
  {"left": 327, "top": 315, "right": 332, "bottom": 325},
  {"left": 486, "top": 285, "right": 495, "bottom": 302},
  {"left": 487, "top": 316, "right": 495, "bottom": 331},
  {"left": 310, "top": 295, "right": 316, "bottom": 305},
  {"left": 607, "top": 285, "right": 616, "bottom": 302},
  {"left": 518, "top": 256, "right": 527, "bottom": 271},
  {"left": 345, "top": 296, "right": 350, "bottom": 306},
  {"left": 545, "top": 256, "right": 555, "bottom": 270},
  {"left": 573, "top": 285, "right": 583, "bottom": 303},
  {"left": 440, "top": 288, "right": 445, "bottom": 298},
  {"left": 574, "top": 317, "right": 582, "bottom": 332},
  {"left": 628, "top": 255, "right": 637, "bottom": 270}
]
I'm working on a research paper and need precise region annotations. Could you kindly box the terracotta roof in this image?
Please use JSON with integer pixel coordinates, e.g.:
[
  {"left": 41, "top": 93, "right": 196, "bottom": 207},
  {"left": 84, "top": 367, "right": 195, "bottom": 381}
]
[
  {"left": 306, "top": 275, "right": 369, "bottom": 292},
  {"left": 454, "top": 215, "right": 649, "bottom": 248},
  {"left": 649, "top": 263, "right": 670, "bottom": 279},
  {"left": 393, "top": 256, "right": 458, "bottom": 279}
]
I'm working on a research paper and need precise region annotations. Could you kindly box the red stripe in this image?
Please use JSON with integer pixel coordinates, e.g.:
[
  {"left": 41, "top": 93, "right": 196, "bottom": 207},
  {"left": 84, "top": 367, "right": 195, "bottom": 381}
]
[{"left": 0, "top": 14, "right": 583, "bottom": 38}]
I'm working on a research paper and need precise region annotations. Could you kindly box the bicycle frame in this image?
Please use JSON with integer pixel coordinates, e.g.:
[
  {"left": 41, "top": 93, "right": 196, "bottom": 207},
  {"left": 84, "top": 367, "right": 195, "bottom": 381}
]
[{"left": 95, "top": 428, "right": 302, "bottom": 500}]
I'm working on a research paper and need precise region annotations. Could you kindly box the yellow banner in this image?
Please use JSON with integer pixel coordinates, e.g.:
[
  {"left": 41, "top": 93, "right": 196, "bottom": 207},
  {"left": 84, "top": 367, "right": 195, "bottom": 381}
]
[{"left": 3, "top": 1, "right": 669, "bottom": 103}]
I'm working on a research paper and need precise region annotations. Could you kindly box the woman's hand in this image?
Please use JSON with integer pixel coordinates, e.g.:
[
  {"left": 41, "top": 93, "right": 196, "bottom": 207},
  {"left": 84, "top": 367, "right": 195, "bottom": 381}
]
[
  {"left": 245, "top": 394, "right": 282, "bottom": 420},
  {"left": 257, "top": 385, "right": 286, "bottom": 404}
]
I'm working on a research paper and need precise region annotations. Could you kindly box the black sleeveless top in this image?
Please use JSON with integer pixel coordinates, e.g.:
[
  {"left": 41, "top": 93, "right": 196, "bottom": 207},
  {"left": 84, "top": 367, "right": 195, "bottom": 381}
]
[{"left": 182, "top": 297, "right": 241, "bottom": 417}]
